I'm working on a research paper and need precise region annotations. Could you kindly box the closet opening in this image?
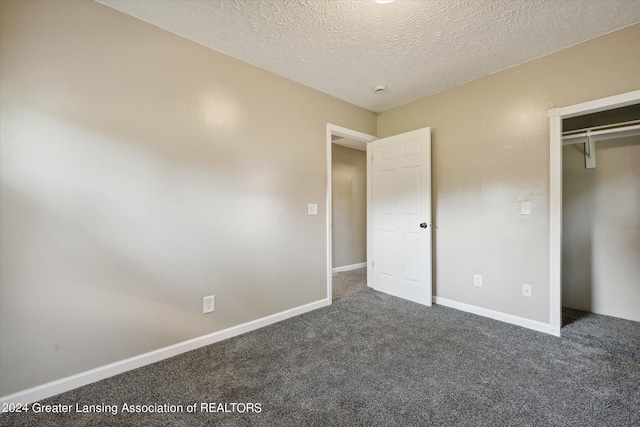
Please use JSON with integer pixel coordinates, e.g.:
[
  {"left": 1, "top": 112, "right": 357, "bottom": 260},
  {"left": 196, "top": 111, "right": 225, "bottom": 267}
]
[
  {"left": 561, "top": 103, "right": 640, "bottom": 325},
  {"left": 549, "top": 90, "right": 640, "bottom": 336}
]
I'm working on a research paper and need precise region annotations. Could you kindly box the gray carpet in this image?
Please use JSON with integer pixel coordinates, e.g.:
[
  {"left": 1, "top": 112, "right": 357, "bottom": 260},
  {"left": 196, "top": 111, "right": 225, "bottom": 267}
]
[
  {"left": 2, "top": 268, "right": 639, "bottom": 426},
  {"left": 332, "top": 267, "right": 367, "bottom": 301}
]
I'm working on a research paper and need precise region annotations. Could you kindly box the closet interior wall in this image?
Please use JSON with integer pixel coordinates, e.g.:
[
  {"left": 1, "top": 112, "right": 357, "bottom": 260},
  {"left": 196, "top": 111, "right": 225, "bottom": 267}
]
[{"left": 561, "top": 105, "right": 640, "bottom": 322}]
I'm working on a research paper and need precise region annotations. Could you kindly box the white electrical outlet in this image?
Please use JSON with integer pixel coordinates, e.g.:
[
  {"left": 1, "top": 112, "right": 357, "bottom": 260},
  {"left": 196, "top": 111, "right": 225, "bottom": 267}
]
[
  {"left": 203, "top": 295, "right": 215, "bottom": 314},
  {"left": 522, "top": 284, "right": 532, "bottom": 297},
  {"left": 474, "top": 274, "right": 483, "bottom": 288},
  {"left": 308, "top": 203, "right": 318, "bottom": 215}
]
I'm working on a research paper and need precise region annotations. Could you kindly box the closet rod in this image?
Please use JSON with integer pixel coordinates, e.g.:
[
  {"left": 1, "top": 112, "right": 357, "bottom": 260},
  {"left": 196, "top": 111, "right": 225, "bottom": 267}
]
[{"left": 562, "top": 120, "right": 640, "bottom": 145}]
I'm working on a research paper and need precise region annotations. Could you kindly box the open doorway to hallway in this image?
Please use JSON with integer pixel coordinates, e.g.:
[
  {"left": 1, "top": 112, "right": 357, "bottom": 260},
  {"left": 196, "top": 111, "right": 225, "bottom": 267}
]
[
  {"left": 326, "top": 124, "right": 376, "bottom": 302},
  {"left": 331, "top": 141, "right": 367, "bottom": 301}
]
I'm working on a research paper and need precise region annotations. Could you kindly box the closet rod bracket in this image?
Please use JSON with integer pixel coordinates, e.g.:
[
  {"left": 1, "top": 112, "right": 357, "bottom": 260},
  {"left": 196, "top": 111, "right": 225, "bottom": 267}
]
[{"left": 585, "top": 130, "right": 596, "bottom": 169}]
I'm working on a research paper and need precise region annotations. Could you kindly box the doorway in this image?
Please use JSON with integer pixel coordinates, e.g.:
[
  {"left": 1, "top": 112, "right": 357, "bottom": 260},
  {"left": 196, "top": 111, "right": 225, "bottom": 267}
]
[
  {"left": 326, "top": 124, "right": 376, "bottom": 301},
  {"left": 548, "top": 89, "right": 640, "bottom": 336},
  {"left": 326, "top": 125, "right": 433, "bottom": 306}
]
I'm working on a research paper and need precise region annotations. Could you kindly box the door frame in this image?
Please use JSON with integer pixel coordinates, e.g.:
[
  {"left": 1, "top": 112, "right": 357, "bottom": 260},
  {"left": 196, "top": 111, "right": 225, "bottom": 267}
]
[
  {"left": 326, "top": 124, "right": 377, "bottom": 302},
  {"left": 548, "top": 89, "right": 640, "bottom": 336}
]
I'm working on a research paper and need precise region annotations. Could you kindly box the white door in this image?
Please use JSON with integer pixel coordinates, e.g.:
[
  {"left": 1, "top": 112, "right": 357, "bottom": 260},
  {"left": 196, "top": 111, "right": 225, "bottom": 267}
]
[{"left": 369, "top": 127, "right": 432, "bottom": 306}]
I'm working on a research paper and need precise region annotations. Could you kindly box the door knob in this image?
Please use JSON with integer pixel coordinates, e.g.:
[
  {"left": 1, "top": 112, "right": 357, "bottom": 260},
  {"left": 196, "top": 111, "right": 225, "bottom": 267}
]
[{"left": 420, "top": 223, "right": 428, "bottom": 228}]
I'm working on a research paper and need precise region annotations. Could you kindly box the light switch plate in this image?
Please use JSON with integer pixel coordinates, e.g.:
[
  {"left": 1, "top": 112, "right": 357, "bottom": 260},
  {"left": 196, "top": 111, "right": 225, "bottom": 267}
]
[
  {"left": 522, "top": 284, "right": 532, "bottom": 297},
  {"left": 520, "top": 201, "right": 532, "bottom": 215},
  {"left": 308, "top": 203, "right": 318, "bottom": 215}
]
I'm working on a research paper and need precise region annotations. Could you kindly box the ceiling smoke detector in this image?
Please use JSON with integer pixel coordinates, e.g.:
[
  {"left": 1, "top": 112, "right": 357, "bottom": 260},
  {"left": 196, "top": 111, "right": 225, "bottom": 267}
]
[{"left": 374, "top": 85, "right": 387, "bottom": 93}]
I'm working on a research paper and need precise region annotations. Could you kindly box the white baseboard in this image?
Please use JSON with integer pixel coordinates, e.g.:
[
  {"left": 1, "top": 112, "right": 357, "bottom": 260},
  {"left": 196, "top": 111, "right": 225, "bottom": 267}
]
[
  {"left": 433, "top": 296, "right": 557, "bottom": 336},
  {"left": 0, "top": 298, "right": 331, "bottom": 406},
  {"left": 332, "top": 262, "right": 366, "bottom": 273}
]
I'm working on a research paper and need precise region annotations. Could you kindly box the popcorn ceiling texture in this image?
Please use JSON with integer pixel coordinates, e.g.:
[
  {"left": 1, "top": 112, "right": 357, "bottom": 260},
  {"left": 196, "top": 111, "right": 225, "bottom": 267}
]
[{"left": 98, "top": 0, "right": 639, "bottom": 112}]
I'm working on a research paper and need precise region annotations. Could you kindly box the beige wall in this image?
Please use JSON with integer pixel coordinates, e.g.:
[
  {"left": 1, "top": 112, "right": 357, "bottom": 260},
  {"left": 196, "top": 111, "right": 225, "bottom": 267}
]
[
  {"left": 562, "top": 136, "right": 640, "bottom": 322},
  {"left": 2, "top": 0, "right": 639, "bottom": 400},
  {"left": 0, "top": 0, "right": 376, "bottom": 396},
  {"left": 332, "top": 145, "right": 367, "bottom": 268},
  {"left": 377, "top": 24, "right": 640, "bottom": 324}
]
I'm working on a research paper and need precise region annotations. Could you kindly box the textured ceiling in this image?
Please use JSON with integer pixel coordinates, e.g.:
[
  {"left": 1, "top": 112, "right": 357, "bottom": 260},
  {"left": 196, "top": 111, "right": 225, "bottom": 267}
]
[{"left": 97, "top": 0, "right": 640, "bottom": 113}]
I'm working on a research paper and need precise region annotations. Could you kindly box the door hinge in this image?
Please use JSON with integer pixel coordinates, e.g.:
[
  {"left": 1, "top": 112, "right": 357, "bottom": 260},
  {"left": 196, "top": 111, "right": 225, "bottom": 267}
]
[{"left": 372, "top": 260, "right": 374, "bottom": 268}]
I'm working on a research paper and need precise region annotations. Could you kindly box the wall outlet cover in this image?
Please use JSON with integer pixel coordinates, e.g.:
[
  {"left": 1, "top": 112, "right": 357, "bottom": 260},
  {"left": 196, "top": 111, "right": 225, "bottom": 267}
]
[
  {"left": 474, "top": 274, "right": 483, "bottom": 287},
  {"left": 203, "top": 295, "right": 215, "bottom": 313}
]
